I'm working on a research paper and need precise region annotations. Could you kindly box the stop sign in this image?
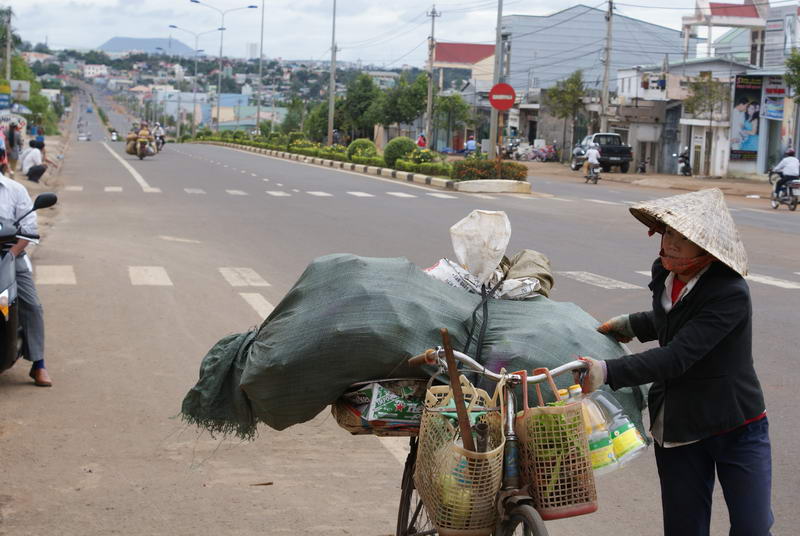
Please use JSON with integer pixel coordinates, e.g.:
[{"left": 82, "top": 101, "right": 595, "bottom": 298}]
[{"left": 488, "top": 83, "right": 516, "bottom": 111}]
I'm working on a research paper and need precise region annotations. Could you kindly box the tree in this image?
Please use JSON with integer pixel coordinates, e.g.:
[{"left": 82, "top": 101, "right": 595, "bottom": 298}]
[
  {"left": 342, "top": 73, "right": 380, "bottom": 139},
  {"left": 379, "top": 73, "right": 429, "bottom": 126},
  {"left": 281, "top": 97, "right": 304, "bottom": 133},
  {"left": 785, "top": 49, "right": 800, "bottom": 101},
  {"left": 683, "top": 74, "right": 731, "bottom": 120},
  {"left": 544, "top": 70, "right": 585, "bottom": 160},
  {"left": 433, "top": 94, "right": 472, "bottom": 147}
]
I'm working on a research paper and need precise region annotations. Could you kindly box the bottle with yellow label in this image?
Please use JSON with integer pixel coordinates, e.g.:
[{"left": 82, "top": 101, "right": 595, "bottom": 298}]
[
  {"left": 589, "top": 390, "right": 647, "bottom": 465},
  {"left": 568, "top": 384, "right": 619, "bottom": 474}
]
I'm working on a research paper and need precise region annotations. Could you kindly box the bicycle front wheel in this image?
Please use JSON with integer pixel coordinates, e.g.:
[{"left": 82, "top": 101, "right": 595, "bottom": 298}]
[
  {"left": 499, "top": 504, "right": 548, "bottom": 536},
  {"left": 396, "top": 437, "right": 437, "bottom": 536}
]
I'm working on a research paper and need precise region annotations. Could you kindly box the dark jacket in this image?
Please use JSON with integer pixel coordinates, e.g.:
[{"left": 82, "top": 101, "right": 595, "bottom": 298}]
[{"left": 605, "top": 259, "right": 765, "bottom": 443}]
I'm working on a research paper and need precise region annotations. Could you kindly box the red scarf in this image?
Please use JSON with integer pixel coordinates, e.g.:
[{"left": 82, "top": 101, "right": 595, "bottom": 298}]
[{"left": 659, "top": 248, "right": 715, "bottom": 277}]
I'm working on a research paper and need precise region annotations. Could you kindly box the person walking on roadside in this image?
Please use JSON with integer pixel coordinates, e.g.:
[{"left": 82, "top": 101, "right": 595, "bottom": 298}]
[
  {"left": 576, "top": 188, "right": 772, "bottom": 536},
  {"left": 7, "top": 123, "right": 22, "bottom": 177},
  {"left": 0, "top": 165, "right": 50, "bottom": 386},
  {"left": 771, "top": 148, "right": 799, "bottom": 197}
]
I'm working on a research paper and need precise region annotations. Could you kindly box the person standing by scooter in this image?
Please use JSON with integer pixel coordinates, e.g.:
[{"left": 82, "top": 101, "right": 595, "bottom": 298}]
[
  {"left": 0, "top": 167, "right": 50, "bottom": 386},
  {"left": 771, "top": 148, "right": 799, "bottom": 198}
]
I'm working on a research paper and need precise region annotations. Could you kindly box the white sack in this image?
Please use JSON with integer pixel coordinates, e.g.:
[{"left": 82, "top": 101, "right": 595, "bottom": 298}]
[{"left": 449, "top": 210, "right": 511, "bottom": 284}]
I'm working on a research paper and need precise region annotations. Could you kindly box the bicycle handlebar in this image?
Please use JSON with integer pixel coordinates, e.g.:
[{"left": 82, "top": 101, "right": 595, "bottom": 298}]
[{"left": 408, "top": 346, "right": 586, "bottom": 385}]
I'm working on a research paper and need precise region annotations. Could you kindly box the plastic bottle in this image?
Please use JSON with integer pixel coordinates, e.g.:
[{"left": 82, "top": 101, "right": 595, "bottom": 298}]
[
  {"left": 589, "top": 390, "right": 647, "bottom": 465},
  {"left": 568, "top": 385, "right": 618, "bottom": 474}
]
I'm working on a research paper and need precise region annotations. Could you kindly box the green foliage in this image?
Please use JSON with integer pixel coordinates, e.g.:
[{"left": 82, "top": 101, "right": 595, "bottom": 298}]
[
  {"left": 258, "top": 120, "right": 272, "bottom": 137},
  {"left": 451, "top": 160, "right": 528, "bottom": 181},
  {"left": 395, "top": 159, "right": 418, "bottom": 173},
  {"left": 786, "top": 50, "right": 800, "bottom": 102},
  {"left": 267, "top": 132, "right": 288, "bottom": 149},
  {"left": 379, "top": 73, "right": 429, "bottom": 125},
  {"left": 346, "top": 138, "right": 378, "bottom": 160},
  {"left": 683, "top": 74, "right": 731, "bottom": 118},
  {"left": 221, "top": 130, "right": 234, "bottom": 140},
  {"left": 232, "top": 130, "right": 246, "bottom": 140},
  {"left": 465, "top": 150, "right": 488, "bottom": 161},
  {"left": 417, "top": 162, "right": 453, "bottom": 178},
  {"left": 409, "top": 147, "right": 435, "bottom": 164},
  {"left": 319, "top": 144, "right": 348, "bottom": 161},
  {"left": 288, "top": 131, "right": 306, "bottom": 145},
  {"left": 351, "top": 155, "right": 386, "bottom": 167},
  {"left": 545, "top": 70, "right": 585, "bottom": 120},
  {"left": 179, "top": 134, "right": 192, "bottom": 143},
  {"left": 433, "top": 94, "right": 472, "bottom": 131},
  {"left": 384, "top": 136, "right": 416, "bottom": 168},
  {"left": 343, "top": 74, "right": 381, "bottom": 138},
  {"left": 281, "top": 98, "right": 304, "bottom": 134}
]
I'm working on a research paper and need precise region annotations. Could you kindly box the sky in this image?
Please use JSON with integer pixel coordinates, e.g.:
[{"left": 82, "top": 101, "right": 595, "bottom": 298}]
[{"left": 6, "top": 0, "right": 708, "bottom": 67}]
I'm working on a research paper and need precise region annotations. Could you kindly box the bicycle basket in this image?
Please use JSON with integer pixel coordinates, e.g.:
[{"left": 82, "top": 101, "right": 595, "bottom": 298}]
[
  {"left": 516, "top": 368, "right": 597, "bottom": 520},
  {"left": 414, "top": 375, "right": 505, "bottom": 536}
]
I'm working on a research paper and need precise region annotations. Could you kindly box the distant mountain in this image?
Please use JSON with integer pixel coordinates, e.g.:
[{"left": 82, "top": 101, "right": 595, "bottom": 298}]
[{"left": 99, "top": 37, "right": 195, "bottom": 57}]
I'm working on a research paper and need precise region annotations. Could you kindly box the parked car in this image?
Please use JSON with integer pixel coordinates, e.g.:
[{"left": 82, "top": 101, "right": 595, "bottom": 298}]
[{"left": 570, "top": 133, "right": 633, "bottom": 173}]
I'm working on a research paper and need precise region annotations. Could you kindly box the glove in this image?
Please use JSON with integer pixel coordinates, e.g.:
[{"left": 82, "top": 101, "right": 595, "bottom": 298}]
[
  {"left": 597, "top": 314, "right": 635, "bottom": 343},
  {"left": 573, "top": 356, "right": 605, "bottom": 393}
]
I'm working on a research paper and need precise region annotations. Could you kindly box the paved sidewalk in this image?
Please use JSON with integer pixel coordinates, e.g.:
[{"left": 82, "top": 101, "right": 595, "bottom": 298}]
[{"left": 520, "top": 161, "right": 772, "bottom": 198}]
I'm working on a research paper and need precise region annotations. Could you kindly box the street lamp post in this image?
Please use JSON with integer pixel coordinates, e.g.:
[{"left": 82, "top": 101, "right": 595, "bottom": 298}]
[
  {"left": 169, "top": 24, "right": 218, "bottom": 137},
  {"left": 255, "top": 0, "right": 265, "bottom": 137},
  {"left": 190, "top": 0, "right": 257, "bottom": 132}
]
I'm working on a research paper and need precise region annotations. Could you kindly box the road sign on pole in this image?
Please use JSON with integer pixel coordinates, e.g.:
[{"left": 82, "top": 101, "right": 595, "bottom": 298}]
[{"left": 489, "top": 83, "right": 516, "bottom": 111}]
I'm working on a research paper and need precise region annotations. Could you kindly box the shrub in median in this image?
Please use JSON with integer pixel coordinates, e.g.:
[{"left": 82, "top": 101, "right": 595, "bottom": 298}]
[
  {"left": 351, "top": 155, "right": 386, "bottom": 167},
  {"left": 451, "top": 160, "right": 529, "bottom": 181},
  {"left": 417, "top": 162, "right": 453, "bottom": 178},
  {"left": 288, "top": 131, "right": 306, "bottom": 146},
  {"left": 384, "top": 136, "right": 416, "bottom": 168},
  {"left": 347, "top": 138, "right": 378, "bottom": 160},
  {"left": 319, "top": 144, "right": 348, "bottom": 161},
  {"left": 395, "top": 159, "right": 418, "bottom": 173}
]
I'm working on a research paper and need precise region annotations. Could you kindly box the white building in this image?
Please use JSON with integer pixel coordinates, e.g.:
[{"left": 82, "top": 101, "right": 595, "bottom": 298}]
[
  {"left": 83, "top": 64, "right": 109, "bottom": 78},
  {"left": 247, "top": 42, "right": 259, "bottom": 59}
]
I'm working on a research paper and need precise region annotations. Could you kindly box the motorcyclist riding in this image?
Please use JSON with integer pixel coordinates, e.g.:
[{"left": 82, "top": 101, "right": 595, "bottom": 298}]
[
  {"left": 771, "top": 148, "right": 799, "bottom": 197},
  {"left": 154, "top": 122, "right": 166, "bottom": 151},
  {"left": 584, "top": 143, "right": 601, "bottom": 178}
]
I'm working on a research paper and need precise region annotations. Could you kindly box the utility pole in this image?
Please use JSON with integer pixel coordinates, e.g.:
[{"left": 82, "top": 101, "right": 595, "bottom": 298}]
[
  {"left": 5, "top": 9, "right": 11, "bottom": 83},
  {"left": 255, "top": 0, "right": 265, "bottom": 137},
  {"left": 488, "top": 0, "right": 504, "bottom": 158},
  {"left": 326, "top": 0, "right": 337, "bottom": 146},
  {"left": 177, "top": 92, "right": 182, "bottom": 139},
  {"left": 424, "top": 4, "right": 441, "bottom": 147},
  {"left": 600, "top": 0, "right": 613, "bottom": 132}
]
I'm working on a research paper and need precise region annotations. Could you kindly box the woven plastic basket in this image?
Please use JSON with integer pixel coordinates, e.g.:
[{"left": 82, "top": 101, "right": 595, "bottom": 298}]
[
  {"left": 414, "top": 375, "right": 505, "bottom": 536},
  {"left": 516, "top": 368, "right": 597, "bottom": 521}
]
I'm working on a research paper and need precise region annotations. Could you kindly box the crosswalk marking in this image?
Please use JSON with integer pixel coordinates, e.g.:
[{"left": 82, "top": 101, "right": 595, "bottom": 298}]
[
  {"left": 184, "top": 188, "right": 206, "bottom": 194},
  {"left": 427, "top": 193, "right": 458, "bottom": 199},
  {"left": 251, "top": 173, "right": 258, "bottom": 177},
  {"left": 347, "top": 191, "right": 375, "bottom": 197},
  {"left": 159, "top": 235, "right": 201, "bottom": 244},
  {"left": 266, "top": 190, "right": 290, "bottom": 197},
  {"left": 587, "top": 199, "right": 621, "bottom": 205},
  {"left": 240, "top": 170, "right": 247, "bottom": 174},
  {"left": 742, "top": 208, "right": 775, "bottom": 215},
  {"left": 292, "top": 189, "right": 300, "bottom": 193},
  {"left": 635, "top": 270, "right": 651, "bottom": 277},
  {"left": 65, "top": 186, "right": 84, "bottom": 192},
  {"left": 129, "top": 266, "right": 173, "bottom": 286},
  {"left": 470, "top": 194, "right": 496, "bottom": 199},
  {"left": 104, "top": 186, "right": 122, "bottom": 192},
  {"left": 223, "top": 165, "right": 228, "bottom": 168},
  {"left": 556, "top": 271, "right": 645, "bottom": 290},
  {"left": 219, "top": 267, "right": 271, "bottom": 287},
  {"left": 548, "top": 197, "right": 573, "bottom": 202},
  {"left": 387, "top": 192, "right": 417, "bottom": 198},
  {"left": 746, "top": 273, "right": 800, "bottom": 290},
  {"left": 262, "top": 178, "right": 270, "bottom": 182},
  {"left": 35, "top": 265, "right": 76, "bottom": 285},
  {"left": 226, "top": 190, "right": 248, "bottom": 196},
  {"left": 511, "top": 194, "right": 535, "bottom": 200},
  {"left": 307, "top": 191, "right": 333, "bottom": 197},
  {"left": 239, "top": 293, "right": 274, "bottom": 320}
]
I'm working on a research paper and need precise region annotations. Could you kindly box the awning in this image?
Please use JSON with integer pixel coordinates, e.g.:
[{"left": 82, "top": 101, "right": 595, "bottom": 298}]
[{"left": 519, "top": 103, "right": 539, "bottom": 110}]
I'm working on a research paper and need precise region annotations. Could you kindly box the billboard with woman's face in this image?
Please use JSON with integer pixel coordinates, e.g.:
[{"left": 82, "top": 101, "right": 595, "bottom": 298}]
[{"left": 730, "top": 76, "right": 762, "bottom": 161}]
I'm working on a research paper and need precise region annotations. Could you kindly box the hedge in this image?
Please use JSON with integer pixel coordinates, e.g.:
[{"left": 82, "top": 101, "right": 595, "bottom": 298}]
[
  {"left": 417, "top": 162, "right": 453, "bottom": 178},
  {"left": 351, "top": 155, "right": 386, "bottom": 167},
  {"left": 451, "top": 159, "right": 528, "bottom": 181},
  {"left": 384, "top": 136, "right": 416, "bottom": 168},
  {"left": 395, "top": 159, "right": 417, "bottom": 173},
  {"left": 347, "top": 138, "right": 378, "bottom": 160}
]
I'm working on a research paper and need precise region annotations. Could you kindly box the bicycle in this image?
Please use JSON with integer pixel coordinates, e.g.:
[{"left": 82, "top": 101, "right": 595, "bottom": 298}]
[{"left": 396, "top": 346, "right": 586, "bottom": 536}]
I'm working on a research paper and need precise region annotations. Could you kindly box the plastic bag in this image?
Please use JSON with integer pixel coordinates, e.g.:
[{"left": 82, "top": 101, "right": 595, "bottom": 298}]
[
  {"left": 425, "top": 258, "right": 542, "bottom": 300},
  {"left": 450, "top": 210, "right": 511, "bottom": 284}
]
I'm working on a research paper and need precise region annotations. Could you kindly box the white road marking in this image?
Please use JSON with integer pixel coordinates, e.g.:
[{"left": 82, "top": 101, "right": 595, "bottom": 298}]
[
  {"left": 387, "top": 192, "right": 417, "bottom": 198},
  {"left": 159, "top": 235, "right": 201, "bottom": 244},
  {"left": 219, "top": 267, "right": 271, "bottom": 287},
  {"left": 276, "top": 183, "right": 284, "bottom": 187},
  {"left": 35, "top": 265, "right": 76, "bottom": 285},
  {"left": 622, "top": 200, "right": 638, "bottom": 205},
  {"left": 378, "top": 436, "right": 410, "bottom": 465},
  {"left": 292, "top": 189, "right": 300, "bottom": 193},
  {"left": 470, "top": 194, "right": 496, "bottom": 199},
  {"left": 427, "top": 193, "right": 458, "bottom": 199},
  {"left": 635, "top": 270, "right": 651, "bottom": 277},
  {"left": 104, "top": 186, "right": 123, "bottom": 192},
  {"left": 587, "top": 198, "right": 621, "bottom": 205},
  {"left": 251, "top": 173, "right": 258, "bottom": 177},
  {"left": 347, "top": 191, "right": 375, "bottom": 197},
  {"left": 184, "top": 188, "right": 206, "bottom": 194},
  {"left": 65, "top": 185, "right": 84, "bottom": 192},
  {"left": 556, "top": 271, "right": 645, "bottom": 290},
  {"left": 223, "top": 165, "right": 228, "bottom": 168},
  {"left": 101, "top": 142, "right": 161, "bottom": 193},
  {"left": 262, "top": 178, "right": 270, "bottom": 182},
  {"left": 226, "top": 189, "right": 248, "bottom": 196},
  {"left": 511, "top": 194, "right": 535, "bottom": 200},
  {"left": 548, "top": 197, "right": 574, "bottom": 202},
  {"left": 266, "top": 190, "right": 291, "bottom": 197},
  {"left": 746, "top": 274, "right": 800, "bottom": 290},
  {"left": 796, "top": 272, "right": 800, "bottom": 277},
  {"left": 240, "top": 293, "right": 274, "bottom": 319},
  {"left": 307, "top": 191, "right": 333, "bottom": 197},
  {"left": 129, "top": 266, "right": 173, "bottom": 286},
  {"left": 240, "top": 170, "right": 247, "bottom": 174},
  {"left": 742, "top": 208, "right": 777, "bottom": 215}
]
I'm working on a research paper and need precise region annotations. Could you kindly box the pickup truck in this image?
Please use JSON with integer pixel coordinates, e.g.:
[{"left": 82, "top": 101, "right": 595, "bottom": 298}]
[{"left": 570, "top": 133, "right": 633, "bottom": 173}]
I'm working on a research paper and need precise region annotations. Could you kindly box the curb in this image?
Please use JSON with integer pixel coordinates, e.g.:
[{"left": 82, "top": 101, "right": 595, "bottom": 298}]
[{"left": 193, "top": 141, "right": 531, "bottom": 194}]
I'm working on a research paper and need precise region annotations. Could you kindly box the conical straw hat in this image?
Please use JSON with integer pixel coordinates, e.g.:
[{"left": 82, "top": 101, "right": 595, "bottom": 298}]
[{"left": 629, "top": 188, "right": 748, "bottom": 276}]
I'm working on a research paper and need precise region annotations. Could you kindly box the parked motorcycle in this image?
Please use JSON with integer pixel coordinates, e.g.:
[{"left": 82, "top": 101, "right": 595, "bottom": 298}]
[
  {"left": 768, "top": 170, "right": 800, "bottom": 211},
  {"left": 0, "top": 192, "right": 58, "bottom": 374}
]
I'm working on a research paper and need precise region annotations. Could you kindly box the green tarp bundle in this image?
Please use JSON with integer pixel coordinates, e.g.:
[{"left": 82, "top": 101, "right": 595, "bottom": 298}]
[{"left": 182, "top": 254, "right": 646, "bottom": 439}]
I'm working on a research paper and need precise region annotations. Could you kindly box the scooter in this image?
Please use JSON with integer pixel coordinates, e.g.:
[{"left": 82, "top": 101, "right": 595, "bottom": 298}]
[
  {"left": 674, "top": 150, "right": 692, "bottom": 176},
  {"left": 637, "top": 159, "right": 648, "bottom": 174},
  {"left": 769, "top": 172, "right": 800, "bottom": 211},
  {"left": 155, "top": 136, "right": 165, "bottom": 152},
  {"left": 585, "top": 164, "right": 601, "bottom": 184},
  {"left": 0, "top": 192, "right": 58, "bottom": 374}
]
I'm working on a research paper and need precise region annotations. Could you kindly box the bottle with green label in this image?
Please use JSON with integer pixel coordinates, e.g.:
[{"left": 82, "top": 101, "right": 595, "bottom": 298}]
[
  {"left": 589, "top": 390, "right": 647, "bottom": 465},
  {"left": 568, "top": 385, "right": 619, "bottom": 474}
]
